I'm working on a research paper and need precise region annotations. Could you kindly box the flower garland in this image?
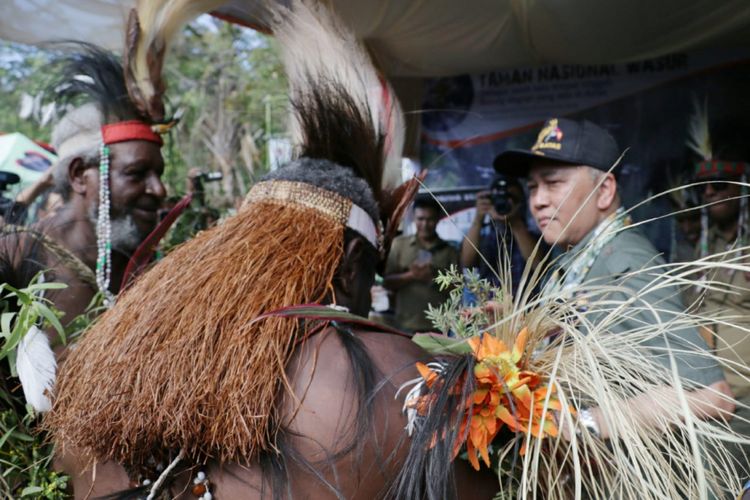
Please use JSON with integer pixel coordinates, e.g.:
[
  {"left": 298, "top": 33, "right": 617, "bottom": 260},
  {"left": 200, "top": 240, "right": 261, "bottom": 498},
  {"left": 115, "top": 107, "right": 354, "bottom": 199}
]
[{"left": 407, "top": 328, "right": 562, "bottom": 470}]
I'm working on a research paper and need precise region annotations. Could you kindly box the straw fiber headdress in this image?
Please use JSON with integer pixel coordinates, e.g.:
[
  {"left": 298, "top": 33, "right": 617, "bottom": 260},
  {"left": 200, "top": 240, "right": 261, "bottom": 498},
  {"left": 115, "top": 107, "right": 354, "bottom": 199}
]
[{"left": 47, "top": 0, "right": 418, "bottom": 467}]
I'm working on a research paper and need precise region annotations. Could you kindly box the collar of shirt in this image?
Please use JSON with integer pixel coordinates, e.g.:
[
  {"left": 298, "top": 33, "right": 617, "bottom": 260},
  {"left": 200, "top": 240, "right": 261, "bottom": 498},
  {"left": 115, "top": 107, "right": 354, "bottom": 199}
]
[{"left": 408, "top": 234, "right": 446, "bottom": 252}]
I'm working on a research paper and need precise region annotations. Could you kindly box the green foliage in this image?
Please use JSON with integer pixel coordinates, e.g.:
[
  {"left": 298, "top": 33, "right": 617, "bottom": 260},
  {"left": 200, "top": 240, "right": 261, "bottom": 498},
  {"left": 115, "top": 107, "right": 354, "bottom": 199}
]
[
  {"left": 160, "top": 20, "right": 289, "bottom": 205},
  {"left": 0, "top": 408, "right": 68, "bottom": 499},
  {"left": 425, "top": 266, "right": 501, "bottom": 339},
  {"left": 0, "top": 16, "right": 290, "bottom": 208},
  {"left": 0, "top": 275, "right": 100, "bottom": 499},
  {"left": 0, "top": 277, "right": 67, "bottom": 374},
  {"left": 0, "top": 43, "right": 53, "bottom": 141}
]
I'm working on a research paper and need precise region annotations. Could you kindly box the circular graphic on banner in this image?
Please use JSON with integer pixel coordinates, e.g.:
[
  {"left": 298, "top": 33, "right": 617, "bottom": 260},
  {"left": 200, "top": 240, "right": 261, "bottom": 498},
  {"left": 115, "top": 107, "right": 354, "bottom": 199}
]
[{"left": 422, "top": 75, "right": 474, "bottom": 132}]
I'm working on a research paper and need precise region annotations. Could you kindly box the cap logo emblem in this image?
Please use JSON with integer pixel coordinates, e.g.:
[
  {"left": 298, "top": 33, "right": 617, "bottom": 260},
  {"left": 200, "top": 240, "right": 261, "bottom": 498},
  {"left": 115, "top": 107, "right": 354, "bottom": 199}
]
[{"left": 532, "top": 119, "right": 563, "bottom": 152}]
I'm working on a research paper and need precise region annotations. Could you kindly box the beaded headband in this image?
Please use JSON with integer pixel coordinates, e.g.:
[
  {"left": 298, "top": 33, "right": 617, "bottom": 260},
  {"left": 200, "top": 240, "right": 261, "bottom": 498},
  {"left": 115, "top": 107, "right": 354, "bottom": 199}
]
[
  {"left": 245, "top": 180, "right": 383, "bottom": 252},
  {"left": 694, "top": 160, "right": 748, "bottom": 179}
]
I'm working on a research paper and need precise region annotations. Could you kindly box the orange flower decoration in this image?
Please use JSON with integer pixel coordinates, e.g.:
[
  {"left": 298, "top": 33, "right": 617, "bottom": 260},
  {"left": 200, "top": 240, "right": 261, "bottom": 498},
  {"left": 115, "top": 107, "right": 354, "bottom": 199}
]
[{"left": 414, "top": 329, "right": 562, "bottom": 471}]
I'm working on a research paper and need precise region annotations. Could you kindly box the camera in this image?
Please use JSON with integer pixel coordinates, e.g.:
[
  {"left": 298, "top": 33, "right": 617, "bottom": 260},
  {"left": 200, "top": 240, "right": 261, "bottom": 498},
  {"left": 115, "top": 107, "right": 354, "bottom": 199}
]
[
  {"left": 489, "top": 173, "right": 513, "bottom": 216},
  {"left": 0, "top": 171, "right": 21, "bottom": 192},
  {"left": 0, "top": 171, "right": 22, "bottom": 222},
  {"left": 197, "top": 171, "right": 223, "bottom": 183}
]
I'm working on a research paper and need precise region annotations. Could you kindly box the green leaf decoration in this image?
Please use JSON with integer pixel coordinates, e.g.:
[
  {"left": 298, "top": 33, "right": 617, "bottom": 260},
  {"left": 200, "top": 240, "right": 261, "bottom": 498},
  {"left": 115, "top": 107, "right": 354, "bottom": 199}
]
[
  {"left": 21, "top": 486, "right": 44, "bottom": 496},
  {"left": 412, "top": 333, "right": 474, "bottom": 356},
  {"left": 35, "top": 303, "right": 66, "bottom": 345},
  {"left": 253, "top": 303, "right": 407, "bottom": 336}
]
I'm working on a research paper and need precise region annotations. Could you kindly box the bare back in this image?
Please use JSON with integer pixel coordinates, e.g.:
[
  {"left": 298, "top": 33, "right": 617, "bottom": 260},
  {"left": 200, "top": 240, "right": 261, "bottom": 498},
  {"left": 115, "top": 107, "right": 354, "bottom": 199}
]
[{"left": 58, "top": 327, "right": 497, "bottom": 498}]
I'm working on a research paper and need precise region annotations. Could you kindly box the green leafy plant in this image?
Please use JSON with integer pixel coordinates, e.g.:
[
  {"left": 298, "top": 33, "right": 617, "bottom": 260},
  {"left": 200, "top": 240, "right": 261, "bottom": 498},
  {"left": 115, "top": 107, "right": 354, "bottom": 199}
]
[
  {"left": 425, "top": 265, "right": 501, "bottom": 339},
  {"left": 0, "top": 274, "right": 76, "bottom": 499}
]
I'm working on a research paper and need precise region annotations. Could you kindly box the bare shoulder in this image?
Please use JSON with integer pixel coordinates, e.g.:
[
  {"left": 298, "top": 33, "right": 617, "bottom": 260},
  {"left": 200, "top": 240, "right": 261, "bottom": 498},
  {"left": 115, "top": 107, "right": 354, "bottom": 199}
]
[{"left": 278, "top": 327, "right": 424, "bottom": 497}]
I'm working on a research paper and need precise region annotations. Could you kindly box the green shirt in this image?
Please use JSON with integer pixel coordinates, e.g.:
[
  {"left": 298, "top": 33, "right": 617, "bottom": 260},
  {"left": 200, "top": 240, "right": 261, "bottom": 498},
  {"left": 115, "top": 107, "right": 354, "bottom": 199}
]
[
  {"left": 560, "top": 227, "right": 724, "bottom": 387},
  {"left": 385, "top": 234, "right": 458, "bottom": 332}
]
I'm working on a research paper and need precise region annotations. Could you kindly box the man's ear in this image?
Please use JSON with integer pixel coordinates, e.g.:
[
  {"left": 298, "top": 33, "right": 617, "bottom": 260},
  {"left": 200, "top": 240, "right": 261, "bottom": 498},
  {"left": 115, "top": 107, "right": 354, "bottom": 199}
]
[
  {"left": 596, "top": 172, "right": 618, "bottom": 211},
  {"left": 337, "top": 237, "right": 367, "bottom": 298},
  {"left": 69, "top": 157, "right": 92, "bottom": 195}
]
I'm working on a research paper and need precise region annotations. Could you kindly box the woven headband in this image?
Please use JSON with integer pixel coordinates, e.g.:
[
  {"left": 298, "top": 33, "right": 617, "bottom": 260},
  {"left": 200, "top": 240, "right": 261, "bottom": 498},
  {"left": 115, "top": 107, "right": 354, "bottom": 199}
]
[
  {"left": 694, "top": 160, "right": 748, "bottom": 178},
  {"left": 245, "top": 180, "right": 382, "bottom": 251}
]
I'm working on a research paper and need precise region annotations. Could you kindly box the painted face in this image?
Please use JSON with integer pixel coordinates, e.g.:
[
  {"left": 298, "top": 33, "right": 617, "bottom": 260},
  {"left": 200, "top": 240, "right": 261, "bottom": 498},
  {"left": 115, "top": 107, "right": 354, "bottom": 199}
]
[
  {"left": 526, "top": 162, "right": 602, "bottom": 248},
  {"left": 107, "top": 140, "right": 166, "bottom": 239},
  {"left": 701, "top": 179, "right": 741, "bottom": 225},
  {"left": 414, "top": 207, "right": 439, "bottom": 241}
]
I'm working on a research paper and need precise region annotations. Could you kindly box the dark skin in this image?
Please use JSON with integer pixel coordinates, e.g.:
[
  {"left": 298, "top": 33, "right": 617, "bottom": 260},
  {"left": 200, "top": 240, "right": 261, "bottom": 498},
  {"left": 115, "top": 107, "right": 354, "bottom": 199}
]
[
  {"left": 701, "top": 180, "right": 741, "bottom": 242},
  {"left": 57, "top": 236, "right": 499, "bottom": 499},
  {"left": 27, "top": 140, "right": 166, "bottom": 344}
]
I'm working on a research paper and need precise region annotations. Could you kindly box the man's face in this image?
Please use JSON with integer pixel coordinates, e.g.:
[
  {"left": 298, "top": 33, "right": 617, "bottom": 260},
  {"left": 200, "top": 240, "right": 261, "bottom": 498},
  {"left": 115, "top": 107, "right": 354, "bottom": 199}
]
[
  {"left": 700, "top": 179, "right": 741, "bottom": 225},
  {"left": 527, "top": 162, "right": 602, "bottom": 248},
  {"left": 676, "top": 213, "right": 701, "bottom": 244},
  {"left": 87, "top": 140, "right": 166, "bottom": 250},
  {"left": 414, "top": 207, "right": 439, "bottom": 241}
]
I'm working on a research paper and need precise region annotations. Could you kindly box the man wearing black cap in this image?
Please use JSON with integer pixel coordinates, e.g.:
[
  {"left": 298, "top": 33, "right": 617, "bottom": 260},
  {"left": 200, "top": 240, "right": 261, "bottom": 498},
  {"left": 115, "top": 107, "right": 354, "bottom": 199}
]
[{"left": 494, "top": 117, "right": 733, "bottom": 441}]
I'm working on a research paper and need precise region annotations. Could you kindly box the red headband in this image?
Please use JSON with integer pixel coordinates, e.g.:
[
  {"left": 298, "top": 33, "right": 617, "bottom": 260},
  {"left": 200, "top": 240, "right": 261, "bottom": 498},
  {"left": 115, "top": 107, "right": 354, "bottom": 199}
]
[
  {"left": 694, "top": 160, "right": 748, "bottom": 178},
  {"left": 101, "top": 120, "right": 163, "bottom": 146}
]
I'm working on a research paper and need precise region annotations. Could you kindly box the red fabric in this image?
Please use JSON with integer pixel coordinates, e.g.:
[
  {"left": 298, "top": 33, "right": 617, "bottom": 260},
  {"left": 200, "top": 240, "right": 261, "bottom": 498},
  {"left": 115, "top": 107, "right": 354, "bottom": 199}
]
[
  {"left": 120, "top": 193, "right": 193, "bottom": 291},
  {"left": 101, "top": 120, "right": 163, "bottom": 146},
  {"left": 695, "top": 160, "right": 748, "bottom": 178}
]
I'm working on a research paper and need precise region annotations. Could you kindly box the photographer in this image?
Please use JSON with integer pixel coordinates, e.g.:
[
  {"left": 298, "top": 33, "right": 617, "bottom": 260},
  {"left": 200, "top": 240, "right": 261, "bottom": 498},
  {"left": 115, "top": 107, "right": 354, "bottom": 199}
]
[
  {"left": 164, "top": 168, "right": 222, "bottom": 248},
  {"left": 460, "top": 173, "right": 543, "bottom": 295}
]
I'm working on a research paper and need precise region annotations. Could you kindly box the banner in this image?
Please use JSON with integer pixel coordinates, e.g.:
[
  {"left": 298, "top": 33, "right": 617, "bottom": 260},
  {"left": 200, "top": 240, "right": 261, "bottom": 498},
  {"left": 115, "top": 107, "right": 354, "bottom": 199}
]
[{"left": 420, "top": 48, "right": 750, "bottom": 253}]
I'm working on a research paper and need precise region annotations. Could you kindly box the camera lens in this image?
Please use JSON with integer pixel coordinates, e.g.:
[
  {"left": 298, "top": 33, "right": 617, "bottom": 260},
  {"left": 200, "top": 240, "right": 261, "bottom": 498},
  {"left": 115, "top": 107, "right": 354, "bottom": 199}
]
[{"left": 490, "top": 174, "right": 512, "bottom": 215}]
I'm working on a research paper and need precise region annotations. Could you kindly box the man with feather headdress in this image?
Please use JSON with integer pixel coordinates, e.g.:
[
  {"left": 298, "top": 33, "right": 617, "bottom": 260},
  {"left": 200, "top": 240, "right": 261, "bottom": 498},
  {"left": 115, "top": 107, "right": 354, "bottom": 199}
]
[
  {"left": 45, "top": 1, "right": 498, "bottom": 498},
  {"left": 0, "top": 41, "right": 174, "bottom": 415},
  {"left": 687, "top": 104, "right": 750, "bottom": 473}
]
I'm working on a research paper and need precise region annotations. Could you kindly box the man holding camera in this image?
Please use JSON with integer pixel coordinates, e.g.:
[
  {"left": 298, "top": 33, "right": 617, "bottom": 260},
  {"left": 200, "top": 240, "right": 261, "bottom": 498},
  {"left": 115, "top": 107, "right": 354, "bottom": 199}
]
[
  {"left": 460, "top": 173, "right": 542, "bottom": 296},
  {"left": 384, "top": 197, "right": 458, "bottom": 332}
]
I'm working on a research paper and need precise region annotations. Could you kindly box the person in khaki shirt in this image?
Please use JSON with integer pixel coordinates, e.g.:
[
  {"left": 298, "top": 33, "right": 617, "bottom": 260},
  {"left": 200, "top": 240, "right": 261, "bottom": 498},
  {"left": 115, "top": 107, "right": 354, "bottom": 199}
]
[
  {"left": 693, "top": 157, "right": 750, "bottom": 468},
  {"left": 493, "top": 117, "right": 733, "bottom": 443},
  {"left": 384, "top": 197, "right": 458, "bottom": 332}
]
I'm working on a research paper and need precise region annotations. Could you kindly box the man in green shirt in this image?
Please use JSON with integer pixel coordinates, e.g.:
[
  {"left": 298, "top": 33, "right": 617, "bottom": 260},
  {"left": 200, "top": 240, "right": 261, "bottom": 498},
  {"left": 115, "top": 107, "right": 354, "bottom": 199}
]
[
  {"left": 384, "top": 197, "right": 458, "bottom": 332},
  {"left": 494, "top": 117, "right": 734, "bottom": 440}
]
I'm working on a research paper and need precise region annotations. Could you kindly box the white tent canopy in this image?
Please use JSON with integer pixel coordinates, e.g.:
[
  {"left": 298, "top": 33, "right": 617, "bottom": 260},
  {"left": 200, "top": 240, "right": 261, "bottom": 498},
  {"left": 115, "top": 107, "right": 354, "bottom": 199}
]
[{"left": 3, "top": 0, "right": 750, "bottom": 77}]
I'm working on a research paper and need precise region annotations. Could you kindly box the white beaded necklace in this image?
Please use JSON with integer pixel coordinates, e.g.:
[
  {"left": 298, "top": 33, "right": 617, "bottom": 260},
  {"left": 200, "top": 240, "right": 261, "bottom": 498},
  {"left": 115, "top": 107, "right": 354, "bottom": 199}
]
[{"left": 96, "top": 141, "right": 115, "bottom": 307}]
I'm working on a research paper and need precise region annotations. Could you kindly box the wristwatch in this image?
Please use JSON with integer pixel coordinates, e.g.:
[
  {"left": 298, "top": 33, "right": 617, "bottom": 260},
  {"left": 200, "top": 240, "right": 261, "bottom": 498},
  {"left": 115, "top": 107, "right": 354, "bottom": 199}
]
[{"left": 579, "top": 408, "right": 600, "bottom": 437}]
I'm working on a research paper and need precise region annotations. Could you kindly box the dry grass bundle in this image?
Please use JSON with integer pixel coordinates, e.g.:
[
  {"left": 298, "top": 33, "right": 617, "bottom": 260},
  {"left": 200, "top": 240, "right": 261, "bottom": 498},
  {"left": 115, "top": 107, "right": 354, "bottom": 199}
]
[
  {"left": 412, "top": 177, "right": 750, "bottom": 498},
  {"left": 46, "top": 201, "right": 344, "bottom": 465}
]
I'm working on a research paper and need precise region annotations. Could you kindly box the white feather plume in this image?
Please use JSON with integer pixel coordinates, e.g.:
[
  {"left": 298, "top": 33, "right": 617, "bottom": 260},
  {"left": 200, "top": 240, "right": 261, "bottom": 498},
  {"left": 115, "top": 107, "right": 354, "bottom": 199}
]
[
  {"left": 269, "top": 0, "right": 405, "bottom": 192},
  {"left": 686, "top": 95, "right": 712, "bottom": 161},
  {"left": 16, "top": 325, "right": 57, "bottom": 412}
]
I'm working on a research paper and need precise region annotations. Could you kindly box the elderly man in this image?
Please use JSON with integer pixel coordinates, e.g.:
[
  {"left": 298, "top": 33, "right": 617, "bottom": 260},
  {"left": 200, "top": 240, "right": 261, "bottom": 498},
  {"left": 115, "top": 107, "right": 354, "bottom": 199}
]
[
  {"left": 493, "top": 117, "right": 733, "bottom": 439},
  {"left": 0, "top": 46, "right": 168, "bottom": 412}
]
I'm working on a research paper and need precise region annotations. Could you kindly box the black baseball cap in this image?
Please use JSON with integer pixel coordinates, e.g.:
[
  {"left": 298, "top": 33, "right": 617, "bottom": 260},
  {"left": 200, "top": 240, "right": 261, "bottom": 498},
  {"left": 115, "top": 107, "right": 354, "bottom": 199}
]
[{"left": 493, "top": 118, "right": 621, "bottom": 176}]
